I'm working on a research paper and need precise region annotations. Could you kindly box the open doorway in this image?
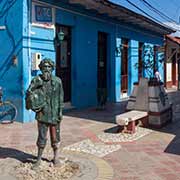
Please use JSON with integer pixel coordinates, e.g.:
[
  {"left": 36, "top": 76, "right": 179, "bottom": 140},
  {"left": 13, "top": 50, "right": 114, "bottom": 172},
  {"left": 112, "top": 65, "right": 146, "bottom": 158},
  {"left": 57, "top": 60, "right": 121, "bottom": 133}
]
[
  {"left": 56, "top": 24, "right": 72, "bottom": 103},
  {"left": 121, "top": 38, "right": 129, "bottom": 98}
]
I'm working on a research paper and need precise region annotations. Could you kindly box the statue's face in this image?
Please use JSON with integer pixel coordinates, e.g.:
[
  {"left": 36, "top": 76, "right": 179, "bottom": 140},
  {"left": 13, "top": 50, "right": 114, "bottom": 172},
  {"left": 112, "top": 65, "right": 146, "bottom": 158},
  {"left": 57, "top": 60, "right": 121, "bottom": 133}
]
[{"left": 41, "top": 62, "right": 52, "bottom": 81}]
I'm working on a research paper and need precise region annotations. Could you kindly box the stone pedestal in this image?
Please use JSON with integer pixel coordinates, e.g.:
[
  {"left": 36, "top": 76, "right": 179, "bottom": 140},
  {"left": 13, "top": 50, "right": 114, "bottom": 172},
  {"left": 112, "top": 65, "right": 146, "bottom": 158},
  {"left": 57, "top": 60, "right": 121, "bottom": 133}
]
[
  {"left": 126, "top": 78, "right": 172, "bottom": 127},
  {"left": 126, "top": 83, "right": 138, "bottom": 110},
  {"left": 148, "top": 84, "right": 172, "bottom": 127}
]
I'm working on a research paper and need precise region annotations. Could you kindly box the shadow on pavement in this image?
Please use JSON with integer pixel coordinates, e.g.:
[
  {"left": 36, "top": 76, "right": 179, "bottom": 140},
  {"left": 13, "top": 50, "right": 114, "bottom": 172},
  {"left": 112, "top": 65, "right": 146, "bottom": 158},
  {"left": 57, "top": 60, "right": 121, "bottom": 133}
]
[
  {"left": 64, "top": 101, "right": 128, "bottom": 124},
  {"left": 0, "top": 147, "right": 36, "bottom": 163},
  {"left": 162, "top": 90, "right": 180, "bottom": 155},
  {"left": 104, "top": 125, "right": 123, "bottom": 133},
  {"left": 160, "top": 120, "right": 180, "bottom": 155}
]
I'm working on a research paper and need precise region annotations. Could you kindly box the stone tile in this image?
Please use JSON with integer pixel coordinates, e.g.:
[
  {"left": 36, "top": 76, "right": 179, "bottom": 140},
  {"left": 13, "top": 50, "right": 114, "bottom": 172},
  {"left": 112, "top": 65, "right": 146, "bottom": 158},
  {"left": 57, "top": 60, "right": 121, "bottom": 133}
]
[
  {"left": 120, "top": 176, "right": 141, "bottom": 180},
  {"left": 138, "top": 173, "right": 163, "bottom": 180},
  {"left": 158, "top": 173, "right": 179, "bottom": 180},
  {"left": 153, "top": 167, "right": 172, "bottom": 174}
]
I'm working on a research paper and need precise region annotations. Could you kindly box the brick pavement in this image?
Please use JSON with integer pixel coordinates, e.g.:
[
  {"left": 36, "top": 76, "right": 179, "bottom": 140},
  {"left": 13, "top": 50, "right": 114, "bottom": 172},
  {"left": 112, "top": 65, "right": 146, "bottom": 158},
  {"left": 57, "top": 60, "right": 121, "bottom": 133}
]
[{"left": 1, "top": 91, "right": 180, "bottom": 180}]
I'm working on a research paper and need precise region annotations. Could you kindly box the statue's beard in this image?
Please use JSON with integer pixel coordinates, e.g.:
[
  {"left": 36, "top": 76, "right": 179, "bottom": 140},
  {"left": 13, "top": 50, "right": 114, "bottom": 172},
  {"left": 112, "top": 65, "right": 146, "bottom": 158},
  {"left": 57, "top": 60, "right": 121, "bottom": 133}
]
[{"left": 42, "top": 72, "right": 51, "bottom": 81}]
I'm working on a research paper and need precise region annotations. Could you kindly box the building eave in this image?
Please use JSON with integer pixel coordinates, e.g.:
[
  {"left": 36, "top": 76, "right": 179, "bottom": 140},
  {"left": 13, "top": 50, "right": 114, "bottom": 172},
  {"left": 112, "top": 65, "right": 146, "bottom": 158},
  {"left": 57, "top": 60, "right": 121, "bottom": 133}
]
[
  {"left": 67, "top": 0, "right": 175, "bottom": 35},
  {"left": 166, "top": 35, "right": 180, "bottom": 45}
]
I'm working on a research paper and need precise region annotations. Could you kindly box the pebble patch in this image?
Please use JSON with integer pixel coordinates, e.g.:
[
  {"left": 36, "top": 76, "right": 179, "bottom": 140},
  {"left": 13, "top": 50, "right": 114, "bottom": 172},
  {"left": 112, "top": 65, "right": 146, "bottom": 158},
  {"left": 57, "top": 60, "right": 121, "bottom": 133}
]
[
  {"left": 63, "top": 139, "right": 121, "bottom": 157},
  {"left": 15, "top": 160, "right": 79, "bottom": 180}
]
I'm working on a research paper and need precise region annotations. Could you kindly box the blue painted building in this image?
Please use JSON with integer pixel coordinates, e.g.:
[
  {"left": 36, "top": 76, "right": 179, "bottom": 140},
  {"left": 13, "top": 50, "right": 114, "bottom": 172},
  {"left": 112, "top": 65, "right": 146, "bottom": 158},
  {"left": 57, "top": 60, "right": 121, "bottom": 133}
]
[{"left": 0, "top": 0, "right": 174, "bottom": 122}]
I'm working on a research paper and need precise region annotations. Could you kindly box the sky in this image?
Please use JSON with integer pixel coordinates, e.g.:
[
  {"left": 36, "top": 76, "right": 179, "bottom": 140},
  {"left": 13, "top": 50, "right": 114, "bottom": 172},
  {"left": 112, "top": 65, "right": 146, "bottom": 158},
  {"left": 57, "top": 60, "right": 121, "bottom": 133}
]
[{"left": 110, "top": 0, "right": 180, "bottom": 28}]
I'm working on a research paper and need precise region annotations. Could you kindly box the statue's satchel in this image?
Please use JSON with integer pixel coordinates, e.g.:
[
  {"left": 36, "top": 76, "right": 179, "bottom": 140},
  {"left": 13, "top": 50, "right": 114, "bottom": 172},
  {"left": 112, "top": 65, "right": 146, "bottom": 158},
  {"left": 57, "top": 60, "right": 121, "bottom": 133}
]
[
  {"left": 25, "top": 92, "right": 32, "bottom": 110},
  {"left": 25, "top": 88, "right": 46, "bottom": 111}
]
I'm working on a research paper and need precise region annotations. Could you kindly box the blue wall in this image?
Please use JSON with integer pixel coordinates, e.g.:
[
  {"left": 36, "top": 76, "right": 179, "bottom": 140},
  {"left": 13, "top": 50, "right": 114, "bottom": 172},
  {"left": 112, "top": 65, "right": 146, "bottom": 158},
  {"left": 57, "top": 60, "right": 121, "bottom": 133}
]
[
  {"left": 56, "top": 10, "right": 116, "bottom": 107},
  {"left": 157, "top": 51, "right": 165, "bottom": 82},
  {"left": 54, "top": 5, "right": 164, "bottom": 106},
  {"left": 128, "top": 40, "right": 139, "bottom": 95},
  {"left": 0, "top": 0, "right": 165, "bottom": 122},
  {"left": 0, "top": 0, "right": 24, "bottom": 122},
  {"left": 115, "top": 38, "right": 122, "bottom": 102}
]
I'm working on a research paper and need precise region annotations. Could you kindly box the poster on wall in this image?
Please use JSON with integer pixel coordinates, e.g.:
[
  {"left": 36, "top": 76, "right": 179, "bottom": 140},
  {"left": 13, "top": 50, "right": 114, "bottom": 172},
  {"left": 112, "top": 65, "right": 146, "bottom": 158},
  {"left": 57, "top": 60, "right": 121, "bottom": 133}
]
[{"left": 32, "top": 2, "right": 55, "bottom": 29}]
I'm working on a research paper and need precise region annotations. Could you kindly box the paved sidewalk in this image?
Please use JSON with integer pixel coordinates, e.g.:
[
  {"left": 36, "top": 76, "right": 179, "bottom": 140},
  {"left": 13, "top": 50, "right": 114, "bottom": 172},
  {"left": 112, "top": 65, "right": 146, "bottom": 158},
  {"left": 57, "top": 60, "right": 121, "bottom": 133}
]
[{"left": 1, "top": 91, "right": 180, "bottom": 180}]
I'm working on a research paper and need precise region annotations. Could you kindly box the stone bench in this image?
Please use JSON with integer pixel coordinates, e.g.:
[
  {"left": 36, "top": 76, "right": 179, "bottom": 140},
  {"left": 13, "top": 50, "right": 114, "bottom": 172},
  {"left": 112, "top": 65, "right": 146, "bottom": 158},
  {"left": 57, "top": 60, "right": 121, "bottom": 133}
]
[{"left": 116, "top": 110, "right": 148, "bottom": 134}]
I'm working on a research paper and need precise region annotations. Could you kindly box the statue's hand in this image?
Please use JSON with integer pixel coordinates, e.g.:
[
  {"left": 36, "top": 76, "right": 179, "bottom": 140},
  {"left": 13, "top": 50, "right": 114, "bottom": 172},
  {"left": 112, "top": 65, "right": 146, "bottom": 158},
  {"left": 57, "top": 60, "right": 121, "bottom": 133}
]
[
  {"left": 34, "top": 108, "right": 42, "bottom": 112},
  {"left": 59, "top": 111, "right": 63, "bottom": 120}
]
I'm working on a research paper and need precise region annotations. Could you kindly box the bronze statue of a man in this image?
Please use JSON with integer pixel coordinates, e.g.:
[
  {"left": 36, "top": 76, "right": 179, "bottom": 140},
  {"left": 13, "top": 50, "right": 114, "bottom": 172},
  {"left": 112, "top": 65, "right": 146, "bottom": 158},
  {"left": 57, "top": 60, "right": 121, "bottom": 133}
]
[{"left": 26, "top": 58, "right": 64, "bottom": 168}]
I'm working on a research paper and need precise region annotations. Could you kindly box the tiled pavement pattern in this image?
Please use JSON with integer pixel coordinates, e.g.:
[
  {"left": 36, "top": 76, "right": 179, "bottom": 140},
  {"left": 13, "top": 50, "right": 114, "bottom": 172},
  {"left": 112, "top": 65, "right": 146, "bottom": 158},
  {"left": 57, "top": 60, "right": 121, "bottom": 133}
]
[{"left": 1, "top": 90, "right": 180, "bottom": 179}]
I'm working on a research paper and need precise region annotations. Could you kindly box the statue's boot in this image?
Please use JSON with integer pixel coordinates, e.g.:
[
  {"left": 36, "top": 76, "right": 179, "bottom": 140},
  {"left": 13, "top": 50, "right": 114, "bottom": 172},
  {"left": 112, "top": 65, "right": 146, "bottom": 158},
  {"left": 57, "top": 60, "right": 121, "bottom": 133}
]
[
  {"left": 53, "top": 148, "right": 68, "bottom": 166},
  {"left": 53, "top": 147, "right": 60, "bottom": 166},
  {"left": 32, "top": 147, "right": 44, "bottom": 170}
]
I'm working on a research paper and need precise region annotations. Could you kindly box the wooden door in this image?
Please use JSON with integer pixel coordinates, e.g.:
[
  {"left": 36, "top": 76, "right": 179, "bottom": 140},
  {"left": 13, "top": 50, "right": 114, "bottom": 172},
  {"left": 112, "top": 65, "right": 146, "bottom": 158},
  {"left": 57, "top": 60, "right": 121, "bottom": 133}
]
[
  {"left": 138, "top": 42, "right": 143, "bottom": 80},
  {"left": 172, "top": 49, "right": 176, "bottom": 86},
  {"left": 121, "top": 39, "right": 128, "bottom": 93},
  {"left": 178, "top": 54, "right": 180, "bottom": 89},
  {"left": 56, "top": 25, "right": 71, "bottom": 102},
  {"left": 97, "top": 32, "right": 107, "bottom": 89}
]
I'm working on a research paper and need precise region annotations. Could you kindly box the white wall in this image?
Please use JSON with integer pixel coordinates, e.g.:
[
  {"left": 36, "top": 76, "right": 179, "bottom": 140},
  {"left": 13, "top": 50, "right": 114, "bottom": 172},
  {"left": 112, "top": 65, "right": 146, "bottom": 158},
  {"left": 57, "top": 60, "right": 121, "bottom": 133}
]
[{"left": 166, "top": 63, "right": 172, "bottom": 81}]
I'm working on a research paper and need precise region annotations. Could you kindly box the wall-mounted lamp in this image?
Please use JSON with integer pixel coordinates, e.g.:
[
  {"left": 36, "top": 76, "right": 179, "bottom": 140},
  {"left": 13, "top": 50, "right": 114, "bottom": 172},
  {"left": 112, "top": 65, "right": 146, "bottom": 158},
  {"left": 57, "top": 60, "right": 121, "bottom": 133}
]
[
  {"left": 58, "top": 31, "right": 65, "bottom": 42},
  {"left": 54, "top": 30, "right": 65, "bottom": 47},
  {"left": 12, "top": 55, "right": 18, "bottom": 66}
]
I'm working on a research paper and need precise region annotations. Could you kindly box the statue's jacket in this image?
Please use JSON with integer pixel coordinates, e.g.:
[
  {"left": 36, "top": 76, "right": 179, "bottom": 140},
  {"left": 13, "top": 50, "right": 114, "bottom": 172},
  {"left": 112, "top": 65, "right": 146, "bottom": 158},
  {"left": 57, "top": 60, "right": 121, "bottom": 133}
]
[{"left": 26, "top": 75, "right": 64, "bottom": 124}]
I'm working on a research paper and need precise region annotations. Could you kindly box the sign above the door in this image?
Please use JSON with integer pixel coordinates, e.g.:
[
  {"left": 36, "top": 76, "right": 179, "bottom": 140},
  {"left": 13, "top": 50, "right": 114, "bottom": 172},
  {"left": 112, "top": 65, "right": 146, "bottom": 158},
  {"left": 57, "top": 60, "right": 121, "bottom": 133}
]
[
  {"left": 35, "top": 5, "right": 52, "bottom": 22},
  {"left": 32, "top": 2, "right": 55, "bottom": 29}
]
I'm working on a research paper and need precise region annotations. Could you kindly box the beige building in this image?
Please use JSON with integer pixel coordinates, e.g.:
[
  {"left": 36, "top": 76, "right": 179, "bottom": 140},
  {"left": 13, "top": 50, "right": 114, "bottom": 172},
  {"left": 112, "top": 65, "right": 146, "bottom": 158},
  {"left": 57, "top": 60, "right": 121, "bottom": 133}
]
[{"left": 165, "top": 35, "right": 180, "bottom": 89}]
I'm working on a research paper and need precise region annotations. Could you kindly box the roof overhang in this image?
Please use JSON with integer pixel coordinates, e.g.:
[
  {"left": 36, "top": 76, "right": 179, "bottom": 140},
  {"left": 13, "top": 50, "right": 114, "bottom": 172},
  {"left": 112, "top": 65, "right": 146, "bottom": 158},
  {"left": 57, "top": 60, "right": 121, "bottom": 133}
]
[
  {"left": 67, "top": 0, "right": 175, "bottom": 35},
  {"left": 166, "top": 35, "right": 180, "bottom": 45}
]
